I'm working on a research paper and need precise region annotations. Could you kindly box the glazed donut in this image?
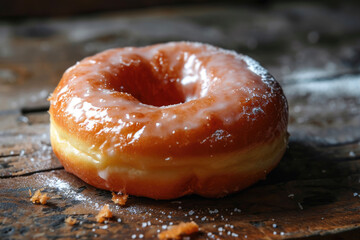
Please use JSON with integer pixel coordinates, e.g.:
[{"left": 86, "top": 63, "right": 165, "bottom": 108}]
[{"left": 49, "top": 42, "right": 288, "bottom": 199}]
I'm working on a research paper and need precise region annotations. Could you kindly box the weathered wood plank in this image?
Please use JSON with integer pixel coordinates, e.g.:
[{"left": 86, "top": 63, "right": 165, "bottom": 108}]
[
  {"left": 1, "top": 165, "right": 360, "bottom": 239},
  {"left": 0, "top": 112, "right": 62, "bottom": 177}
]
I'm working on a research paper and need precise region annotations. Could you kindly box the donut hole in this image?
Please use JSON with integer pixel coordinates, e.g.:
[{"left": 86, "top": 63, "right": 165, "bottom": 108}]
[{"left": 107, "top": 53, "right": 208, "bottom": 107}]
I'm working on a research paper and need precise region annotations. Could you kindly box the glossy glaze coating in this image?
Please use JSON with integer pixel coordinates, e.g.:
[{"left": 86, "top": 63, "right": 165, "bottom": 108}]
[
  {"left": 49, "top": 42, "right": 288, "bottom": 199},
  {"left": 50, "top": 42, "right": 288, "bottom": 159}
]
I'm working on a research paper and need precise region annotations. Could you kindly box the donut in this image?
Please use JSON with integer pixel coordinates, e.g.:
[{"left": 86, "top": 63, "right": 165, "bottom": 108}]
[{"left": 49, "top": 42, "right": 288, "bottom": 199}]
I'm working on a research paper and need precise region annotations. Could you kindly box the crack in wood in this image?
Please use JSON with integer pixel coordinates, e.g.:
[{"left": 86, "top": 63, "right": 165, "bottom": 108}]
[
  {"left": 0, "top": 153, "right": 20, "bottom": 158},
  {"left": 21, "top": 105, "right": 49, "bottom": 115},
  {"left": 0, "top": 166, "right": 64, "bottom": 179}
]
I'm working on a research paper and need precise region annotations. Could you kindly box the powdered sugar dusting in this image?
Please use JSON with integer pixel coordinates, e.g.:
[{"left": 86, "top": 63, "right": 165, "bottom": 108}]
[{"left": 40, "top": 174, "right": 89, "bottom": 203}]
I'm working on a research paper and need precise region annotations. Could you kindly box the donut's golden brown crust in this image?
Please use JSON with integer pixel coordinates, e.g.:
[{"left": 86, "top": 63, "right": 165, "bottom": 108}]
[
  {"left": 158, "top": 221, "right": 199, "bottom": 239},
  {"left": 49, "top": 42, "right": 288, "bottom": 199}
]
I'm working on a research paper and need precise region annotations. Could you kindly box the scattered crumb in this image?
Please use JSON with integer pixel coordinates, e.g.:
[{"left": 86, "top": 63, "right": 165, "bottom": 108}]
[
  {"left": 158, "top": 221, "right": 199, "bottom": 240},
  {"left": 112, "top": 192, "right": 128, "bottom": 206},
  {"left": 65, "top": 216, "right": 77, "bottom": 226},
  {"left": 30, "top": 189, "right": 50, "bottom": 205},
  {"left": 29, "top": 189, "right": 32, "bottom": 197},
  {"left": 96, "top": 204, "right": 113, "bottom": 223}
]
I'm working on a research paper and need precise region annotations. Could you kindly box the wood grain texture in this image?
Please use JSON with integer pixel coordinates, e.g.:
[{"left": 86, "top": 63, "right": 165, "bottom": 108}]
[{"left": 1, "top": 3, "right": 360, "bottom": 239}]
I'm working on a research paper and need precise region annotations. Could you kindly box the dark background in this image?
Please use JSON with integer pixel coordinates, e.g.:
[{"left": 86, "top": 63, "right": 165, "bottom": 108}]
[{"left": 1, "top": 0, "right": 360, "bottom": 18}]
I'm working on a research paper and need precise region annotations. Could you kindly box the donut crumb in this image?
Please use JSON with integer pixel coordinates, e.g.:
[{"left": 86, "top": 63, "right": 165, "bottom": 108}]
[
  {"left": 96, "top": 204, "right": 113, "bottom": 223},
  {"left": 111, "top": 192, "right": 128, "bottom": 206},
  {"left": 65, "top": 216, "right": 77, "bottom": 225},
  {"left": 30, "top": 189, "right": 50, "bottom": 205},
  {"left": 158, "top": 221, "right": 199, "bottom": 240}
]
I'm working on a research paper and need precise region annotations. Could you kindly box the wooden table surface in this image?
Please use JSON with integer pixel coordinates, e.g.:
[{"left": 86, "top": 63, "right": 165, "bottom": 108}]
[{"left": 1, "top": 3, "right": 360, "bottom": 239}]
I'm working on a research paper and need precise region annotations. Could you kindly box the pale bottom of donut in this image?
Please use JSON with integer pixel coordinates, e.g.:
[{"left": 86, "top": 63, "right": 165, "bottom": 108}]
[{"left": 50, "top": 119, "right": 287, "bottom": 199}]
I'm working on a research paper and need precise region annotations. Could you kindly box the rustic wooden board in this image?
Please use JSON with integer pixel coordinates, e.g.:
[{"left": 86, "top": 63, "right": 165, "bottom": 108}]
[{"left": 1, "top": 3, "right": 360, "bottom": 239}]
